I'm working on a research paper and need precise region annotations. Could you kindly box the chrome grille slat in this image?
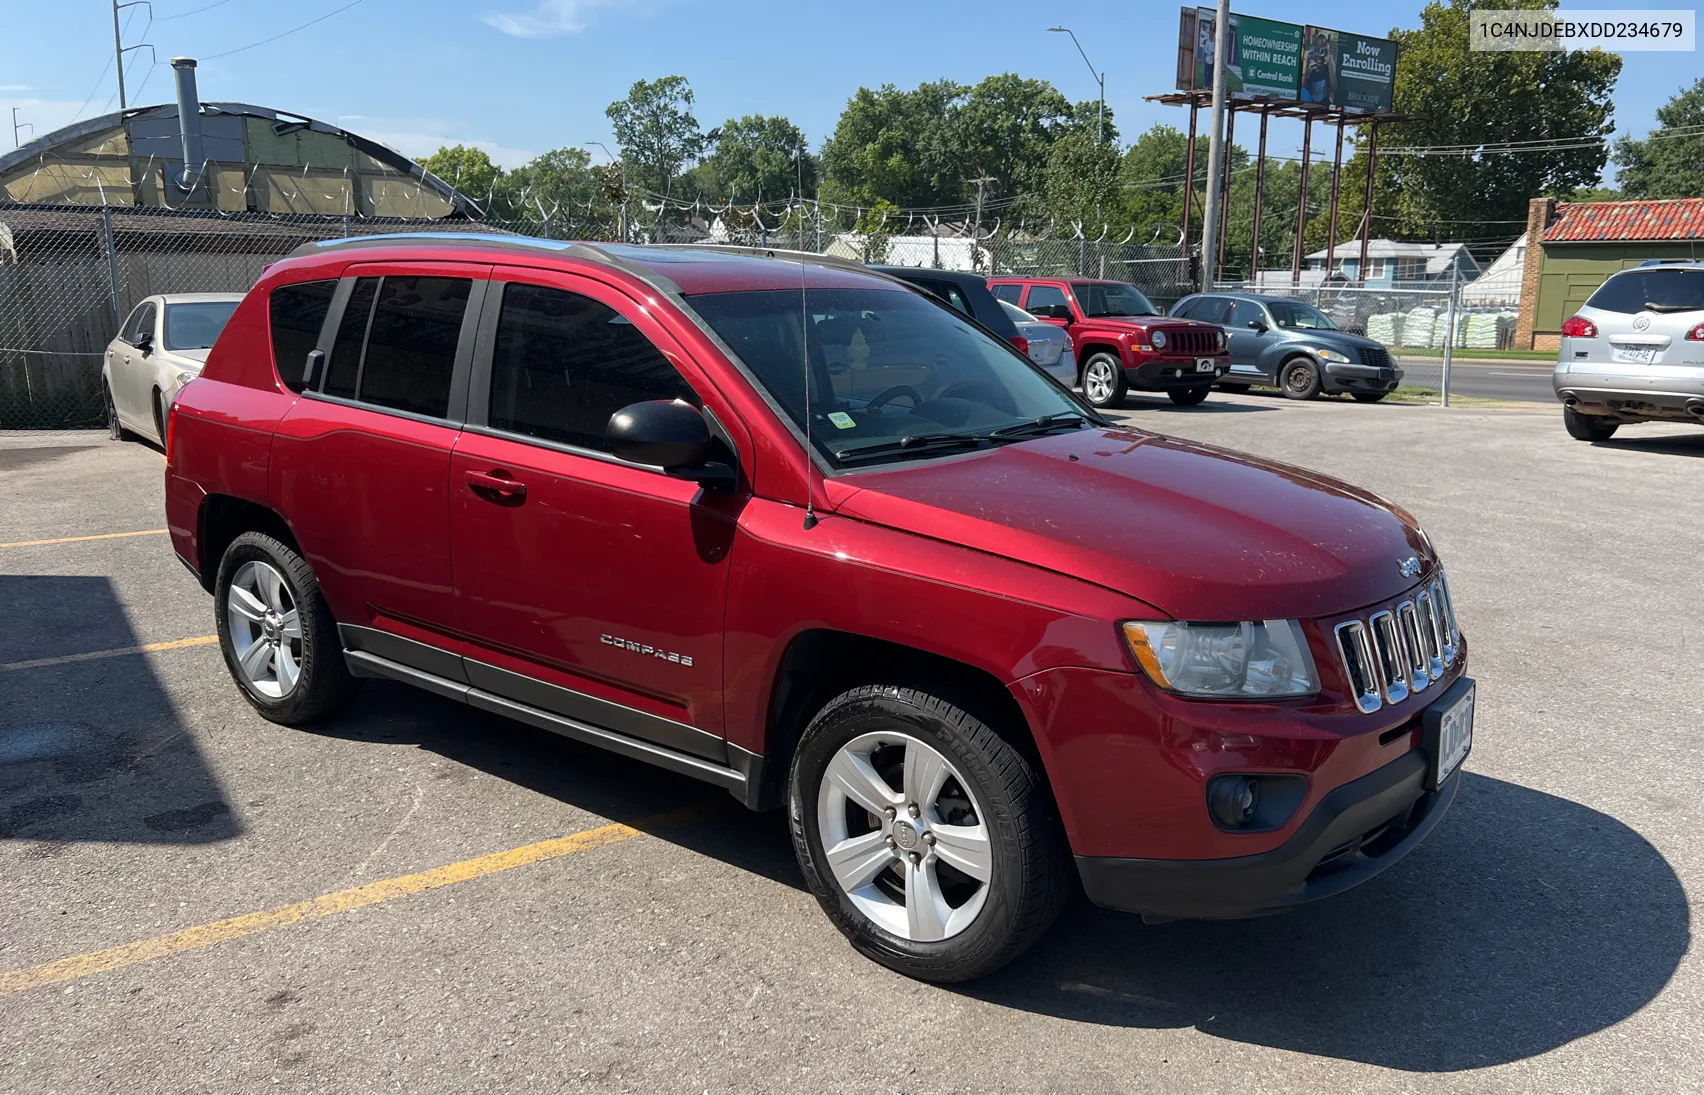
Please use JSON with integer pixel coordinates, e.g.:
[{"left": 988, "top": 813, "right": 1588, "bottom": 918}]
[
  {"left": 1334, "top": 620, "right": 1382, "bottom": 714},
  {"left": 1416, "top": 590, "right": 1446, "bottom": 680},
  {"left": 1396, "top": 601, "right": 1431, "bottom": 692},
  {"left": 1335, "top": 567, "right": 1464, "bottom": 711},
  {"left": 1368, "top": 611, "right": 1409, "bottom": 705}
]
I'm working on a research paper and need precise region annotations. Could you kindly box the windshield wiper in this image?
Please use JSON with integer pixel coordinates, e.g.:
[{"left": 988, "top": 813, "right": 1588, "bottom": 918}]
[
  {"left": 986, "top": 413, "right": 1090, "bottom": 439},
  {"left": 1645, "top": 302, "right": 1695, "bottom": 313},
  {"left": 833, "top": 432, "right": 991, "bottom": 463}
]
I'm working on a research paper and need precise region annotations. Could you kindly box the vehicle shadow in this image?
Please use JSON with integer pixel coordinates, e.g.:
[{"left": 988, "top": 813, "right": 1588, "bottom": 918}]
[
  {"left": 1115, "top": 396, "right": 1276, "bottom": 414},
  {"left": 1594, "top": 432, "right": 1704, "bottom": 458},
  {"left": 966, "top": 772, "right": 1689, "bottom": 1072},
  {"left": 0, "top": 575, "right": 241, "bottom": 844},
  {"left": 306, "top": 686, "right": 1687, "bottom": 1072}
]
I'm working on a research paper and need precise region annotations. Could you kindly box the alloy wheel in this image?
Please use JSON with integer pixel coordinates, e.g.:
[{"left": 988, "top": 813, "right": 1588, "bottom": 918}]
[
  {"left": 816, "top": 730, "right": 993, "bottom": 942},
  {"left": 225, "top": 560, "right": 303, "bottom": 699},
  {"left": 1083, "top": 360, "right": 1117, "bottom": 405}
]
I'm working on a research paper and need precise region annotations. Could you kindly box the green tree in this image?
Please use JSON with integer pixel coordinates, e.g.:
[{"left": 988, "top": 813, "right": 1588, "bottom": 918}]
[
  {"left": 420, "top": 145, "right": 502, "bottom": 208},
  {"left": 957, "top": 74, "right": 1092, "bottom": 209},
  {"left": 606, "top": 75, "right": 706, "bottom": 204},
  {"left": 1614, "top": 78, "right": 1704, "bottom": 199},
  {"left": 1379, "top": 0, "right": 1622, "bottom": 234},
  {"left": 494, "top": 146, "right": 601, "bottom": 221},
  {"left": 820, "top": 80, "right": 967, "bottom": 210},
  {"left": 1041, "top": 130, "right": 1121, "bottom": 231},
  {"left": 1118, "top": 125, "right": 1194, "bottom": 240},
  {"left": 695, "top": 115, "right": 817, "bottom": 203}
]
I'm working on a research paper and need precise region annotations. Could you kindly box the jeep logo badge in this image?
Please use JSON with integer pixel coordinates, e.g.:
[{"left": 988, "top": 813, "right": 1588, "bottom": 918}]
[{"left": 1398, "top": 555, "right": 1422, "bottom": 578}]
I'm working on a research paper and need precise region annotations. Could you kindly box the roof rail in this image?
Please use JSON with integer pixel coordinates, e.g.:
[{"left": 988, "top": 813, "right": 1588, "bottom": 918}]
[
  {"left": 643, "top": 242, "right": 871, "bottom": 274},
  {"left": 1635, "top": 258, "right": 1698, "bottom": 267}
]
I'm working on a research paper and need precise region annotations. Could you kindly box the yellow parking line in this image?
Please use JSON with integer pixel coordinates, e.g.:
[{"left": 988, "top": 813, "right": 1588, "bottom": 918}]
[
  {"left": 0, "top": 807, "right": 710, "bottom": 997},
  {"left": 0, "top": 635, "right": 218, "bottom": 672},
  {"left": 0, "top": 529, "right": 168, "bottom": 549}
]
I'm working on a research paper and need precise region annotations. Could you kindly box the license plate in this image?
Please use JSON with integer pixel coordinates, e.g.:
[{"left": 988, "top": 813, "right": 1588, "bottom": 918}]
[
  {"left": 1611, "top": 345, "right": 1655, "bottom": 365},
  {"left": 1424, "top": 684, "right": 1474, "bottom": 790},
  {"left": 1195, "top": 358, "right": 1217, "bottom": 373}
]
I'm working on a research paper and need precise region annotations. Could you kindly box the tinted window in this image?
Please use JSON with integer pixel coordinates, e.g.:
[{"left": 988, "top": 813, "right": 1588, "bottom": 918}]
[
  {"left": 357, "top": 276, "right": 469, "bottom": 418},
  {"left": 324, "top": 277, "right": 377, "bottom": 400},
  {"left": 270, "top": 282, "right": 337, "bottom": 393},
  {"left": 990, "top": 283, "right": 1023, "bottom": 304},
  {"left": 688, "top": 287, "right": 1082, "bottom": 470},
  {"left": 1230, "top": 300, "right": 1267, "bottom": 329},
  {"left": 1078, "top": 282, "right": 1160, "bottom": 317},
  {"left": 1170, "top": 297, "right": 1199, "bottom": 318},
  {"left": 915, "top": 278, "right": 975, "bottom": 316},
  {"left": 1026, "top": 284, "right": 1070, "bottom": 314},
  {"left": 164, "top": 301, "right": 240, "bottom": 352},
  {"left": 488, "top": 283, "right": 695, "bottom": 452},
  {"left": 1586, "top": 269, "right": 1704, "bottom": 315},
  {"left": 124, "top": 303, "right": 157, "bottom": 346},
  {"left": 1191, "top": 296, "right": 1233, "bottom": 325}
]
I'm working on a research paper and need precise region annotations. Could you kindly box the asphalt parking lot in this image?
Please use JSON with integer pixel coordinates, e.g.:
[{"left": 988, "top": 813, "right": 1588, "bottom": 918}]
[{"left": 3, "top": 396, "right": 1701, "bottom": 1094}]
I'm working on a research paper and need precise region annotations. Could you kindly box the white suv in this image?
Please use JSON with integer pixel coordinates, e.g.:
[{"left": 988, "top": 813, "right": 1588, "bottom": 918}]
[{"left": 1552, "top": 261, "right": 1704, "bottom": 441}]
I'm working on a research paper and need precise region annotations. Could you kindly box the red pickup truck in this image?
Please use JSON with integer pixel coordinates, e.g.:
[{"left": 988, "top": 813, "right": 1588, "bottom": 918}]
[
  {"left": 164, "top": 237, "right": 1472, "bottom": 983},
  {"left": 988, "top": 277, "right": 1229, "bottom": 408}
]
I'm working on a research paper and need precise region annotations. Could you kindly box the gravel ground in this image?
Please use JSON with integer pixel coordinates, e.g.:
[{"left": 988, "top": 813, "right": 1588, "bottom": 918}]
[{"left": 2, "top": 398, "right": 1700, "bottom": 1095}]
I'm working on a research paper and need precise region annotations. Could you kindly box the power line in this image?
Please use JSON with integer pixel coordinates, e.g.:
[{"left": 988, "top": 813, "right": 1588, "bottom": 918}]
[
  {"left": 203, "top": 0, "right": 366, "bottom": 60},
  {"left": 157, "top": 0, "right": 232, "bottom": 18}
]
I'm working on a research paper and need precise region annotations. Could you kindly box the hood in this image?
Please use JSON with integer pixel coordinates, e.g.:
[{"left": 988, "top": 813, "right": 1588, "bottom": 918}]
[
  {"left": 833, "top": 426, "right": 1433, "bottom": 621},
  {"left": 1279, "top": 328, "right": 1387, "bottom": 354},
  {"left": 161, "top": 347, "right": 211, "bottom": 367},
  {"left": 1088, "top": 315, "right": 1213, "bottom": 332}
]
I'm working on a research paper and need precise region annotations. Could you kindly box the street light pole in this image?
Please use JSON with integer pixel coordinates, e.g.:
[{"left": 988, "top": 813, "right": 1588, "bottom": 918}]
[
  {"left": 584, "top": 140, "right": 627, "bottom": 243},
  {"left": 1048, "top": 26, "right": 1106, "bottom": 275},
  {"left": 1198, "top": 0, "right": 1231, "bottom": 292}
]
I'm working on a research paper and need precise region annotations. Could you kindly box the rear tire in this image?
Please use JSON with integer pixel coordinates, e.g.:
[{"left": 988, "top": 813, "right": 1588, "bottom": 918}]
[
  {"left": 151, "top": 389, "right": 166, "bottom": 446},
  {"left": 1280, "top": 356, "right": 1323, "bottom": 401},
  {"left": 789, "top": 684, "right": 1069, "bottom": 983},
  {"left": 102, "top": 381, "right": 127, "bottom": 441},
  {"left": 1079, "top": 353, "right": 1127, "bottom": 409},
  {"left": 215, "top": 531, "right": 360, "bottom": 725},
  {"left": 1352, "top": 392, "right": 1388, "bottom": 404},
  {"left": 1167, "top": 385, "right": 1211, "bottom": 406},
  {"left": 1563, "top": 406, "right": 1619, "bottom": 441}
]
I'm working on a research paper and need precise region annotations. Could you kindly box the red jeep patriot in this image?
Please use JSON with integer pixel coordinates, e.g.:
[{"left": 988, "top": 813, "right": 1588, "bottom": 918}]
[
  {"left": 165, "top": 236, "right": 1473, "bottom": 982},
  {"left": 988, "top": 277, "right": 1229, "bottom": 408}
]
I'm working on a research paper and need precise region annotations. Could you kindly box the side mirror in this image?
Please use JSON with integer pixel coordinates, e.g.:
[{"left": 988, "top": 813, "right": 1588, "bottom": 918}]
[
  {"left": 1247, "top": 319, "right": 1268, "bottom": 332},
  {"left": 135, "top": 333, "right": 154, "bottom": 355},
  {"left": 606, "top": 400, "right": 734, "bottom": 486}
]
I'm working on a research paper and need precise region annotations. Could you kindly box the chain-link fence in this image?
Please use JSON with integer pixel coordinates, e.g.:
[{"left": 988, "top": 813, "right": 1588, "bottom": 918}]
[
  {"left": 1, "top": 198, "right": 1189, "bottom": 428},
  {"left": 1214, "top": 279, "right": 1522, "bottom": 397}
]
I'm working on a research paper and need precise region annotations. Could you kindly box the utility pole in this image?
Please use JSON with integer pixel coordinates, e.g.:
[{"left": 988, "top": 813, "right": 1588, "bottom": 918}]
[
  {"left": 1198, "top": 0, "right": 1230, "bottom": 291},
  {"left": 112, "top": 0, "right": 129, "bottom": 110},
  {"left": 970, "top": 175, "right": 994, "bottom": 238},
  {"left": 12, "top": 108, "right": 33, "bottom": 149}
]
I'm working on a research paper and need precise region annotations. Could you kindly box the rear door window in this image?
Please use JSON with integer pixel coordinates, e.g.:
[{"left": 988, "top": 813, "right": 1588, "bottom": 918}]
[
  {"left": 913, "top": 278, "right": 975, "bottom": 316},
  {"left": 487, "top": 281, "right": 696, "bottom": 453},
  {"left": 1192, "top": 296, "right": 1234, "bottom": 325},
  {"left": 990, "top": 283, "right": 1023, "bottom": 304},
  {"left": 1025, "top": 284, "right": 1071, "bottom": 316},
  {"left": 1585, "top": 269, "right": 1704, "bottom": 315},
  {"left": 320, "top": 275, "right": 471, "bottom": 419},
  {"left": 269, "top": 281, "right": 337, "bottom": 393},
  {"left": 1230, "top": 300, "right": 1267, "bottom": 329}
]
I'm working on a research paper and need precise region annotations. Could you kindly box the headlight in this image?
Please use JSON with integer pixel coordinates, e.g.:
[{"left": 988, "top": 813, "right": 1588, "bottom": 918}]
[
  {"left": 174, "top": 370, "right": 197, "bottom": 388},
  {"left": 1215, "top": 330, "right": 1226, "bottom": 349},
  {"left": 1121, "top": 620, "right": 1320, "bottom": 699},
  {"left": 1316, "top": 348, "right": 1352, "bottom": 363},
  {"left": 1151, "top": 329, "right": 1168, "bottom": 349}
]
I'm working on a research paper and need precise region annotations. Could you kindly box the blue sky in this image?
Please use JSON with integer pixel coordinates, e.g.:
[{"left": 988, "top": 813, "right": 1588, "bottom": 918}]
[{"left": 4, "top": 0, "right": 1696, "bottom": 185}]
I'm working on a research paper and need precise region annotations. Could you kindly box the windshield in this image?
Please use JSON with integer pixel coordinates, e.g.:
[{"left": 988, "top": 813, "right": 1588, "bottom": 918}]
[
  {"left": 998, "top": 299, "right": 1036, "bottom": 323},
  {"left": 687, "top": 287, "right": 1087, "bottom": 469},
  {"left": 1077, "top": 282, "right": 1160, "bottom": 318},
  {"left": 163, "top": 301, "right": 240, "bottom": 351},
  {"left": 1267, "top": 300, "right": 1337, "bottom": 329}
]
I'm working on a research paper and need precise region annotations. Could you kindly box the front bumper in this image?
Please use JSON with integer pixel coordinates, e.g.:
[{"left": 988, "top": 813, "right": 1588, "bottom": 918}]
[
  {"left": 1078, "top": 744, "right": 1458, "bottom": 920},
  {"left": 1322, "top": 360, "right": 1402, "bottom": 394},
  {"left": 1126, "top": 356, "right": 1229, "bottom": 391}
]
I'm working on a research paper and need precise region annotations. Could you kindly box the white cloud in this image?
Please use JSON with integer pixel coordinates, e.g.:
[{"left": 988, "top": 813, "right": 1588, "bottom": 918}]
[
  {"left": 482, "top": 0, "right": 633, "bottom": 37},
  {"left": 355, "top": 124, "right": 536, "bottom": 171},
  {"left": 0, "top": 85, "right": 33, "bottom": 93}
]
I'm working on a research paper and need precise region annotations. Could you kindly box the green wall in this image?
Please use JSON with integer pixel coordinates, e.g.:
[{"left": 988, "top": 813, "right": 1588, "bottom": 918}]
[{"left": 1535, "top": 241, "right": 1704, "bottom": 332}]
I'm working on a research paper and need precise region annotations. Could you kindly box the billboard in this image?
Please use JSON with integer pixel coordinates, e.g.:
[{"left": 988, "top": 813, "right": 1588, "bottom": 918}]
[
  {"left": 1302, "top": 25, "right": 1399, "bottom": 112},
  {"left": 1190, "top": 8, "right": 1304, "bottom": 101}
]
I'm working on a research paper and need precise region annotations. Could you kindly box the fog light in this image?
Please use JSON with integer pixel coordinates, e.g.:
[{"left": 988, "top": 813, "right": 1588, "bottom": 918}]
[{"left": 1208, "top": 775, "right": 1259, "bottom": 829}]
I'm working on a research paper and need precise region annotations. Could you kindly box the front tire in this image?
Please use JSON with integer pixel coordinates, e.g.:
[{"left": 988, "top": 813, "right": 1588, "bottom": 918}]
[
  {"left": 1563, "top": 406, "right": 1619, "bottom": 441},
  {"left": 789, "top": 685, "right": 1069, "bottom": 983},
  {"left": 1079, "top": 353, "right": 1127, "bottom": 409},
  {"left": 215, "top": 532, "right": 359, "bottom": 725},
  {"left": 102, "top": 381, "right": 127, "bottom": 441},
  {"left": 1280, "top": 356, "right": 1323, "bottom": 400},
  {"left": 1168, "top": 385, "right": 1211, "bottom": 406}
]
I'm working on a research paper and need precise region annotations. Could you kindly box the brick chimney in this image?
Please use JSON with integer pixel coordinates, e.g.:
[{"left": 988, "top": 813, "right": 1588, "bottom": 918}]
[{"left": 1515, "top": 197, "right": 1557, "bottom": 349}]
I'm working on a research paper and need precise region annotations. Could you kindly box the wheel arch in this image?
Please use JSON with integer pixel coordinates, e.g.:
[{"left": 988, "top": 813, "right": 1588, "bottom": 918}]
[
  {"left": 1077, "top": 343, "right": 1125, "bottom": 372},
  {"left": 748, "top": 629, "right": 1046, "bottom": 811},
  {"left": 196, "top": 494, "right": 302, "bottom": 593}
]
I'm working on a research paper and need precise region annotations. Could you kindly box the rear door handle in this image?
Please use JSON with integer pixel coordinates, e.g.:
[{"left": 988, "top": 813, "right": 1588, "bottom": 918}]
[{"left": 465, "top": 468, "right": 527, "bottom": 504}]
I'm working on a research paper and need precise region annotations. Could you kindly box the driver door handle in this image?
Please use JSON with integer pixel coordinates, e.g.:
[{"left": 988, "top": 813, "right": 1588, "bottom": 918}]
[{"left": 466, "top": 468, "right": 527, "bottom": 505}]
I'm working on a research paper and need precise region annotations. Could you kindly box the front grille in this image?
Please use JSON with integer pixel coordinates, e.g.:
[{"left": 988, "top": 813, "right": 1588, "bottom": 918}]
[
  {"left": 1334, "top": 569, "right": 1461, "bottom": 715},
  {"left": 1161, "top": 327, "right": 1219, "bottom": 355},
  {"left": 1359, "top": 346, "right": 1392, "bottom": 369}
]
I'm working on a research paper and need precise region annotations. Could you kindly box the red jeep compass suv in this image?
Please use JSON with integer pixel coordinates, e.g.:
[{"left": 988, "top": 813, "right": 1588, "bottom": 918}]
[
  {"left": 165, "top": 235, "right": 1473, "bottom": 982},
  {"left": 988, "top": 277, "right": 1229, "bottom": 408}
]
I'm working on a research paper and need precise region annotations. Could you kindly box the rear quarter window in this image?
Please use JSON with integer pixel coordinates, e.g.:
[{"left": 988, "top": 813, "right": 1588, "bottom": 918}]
[
  {"left": 269, "top": 281, "right": 337, "bottom": 393},
  {"left": 1585, "top": 269, "right": 1704, "bottom": 315}
]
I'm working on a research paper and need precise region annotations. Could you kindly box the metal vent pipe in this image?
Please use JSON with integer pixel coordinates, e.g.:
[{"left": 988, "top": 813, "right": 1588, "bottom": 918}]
[{"left": 171, "top": 57, "right": 204, "bottom": 193}]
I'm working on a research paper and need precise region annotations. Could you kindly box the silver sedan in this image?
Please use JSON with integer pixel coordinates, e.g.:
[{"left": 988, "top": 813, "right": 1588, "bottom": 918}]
[
  {"left": 102, "top": 293, "right": 243, "bottom": 444},
  {"left": 999, "top": 299, "right": 1077, "bottom": 386}
]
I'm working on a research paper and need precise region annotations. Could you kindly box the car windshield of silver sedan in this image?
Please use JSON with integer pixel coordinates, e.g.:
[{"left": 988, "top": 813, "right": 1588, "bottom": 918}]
[
  {"left": 1078, "top": 283, "right": 1161, "bottom": 318},
  {"left": 164, "top": 301, "right": 241, "bottom": 351},
  {"left": 687, "top": 287, "right": 1089, "bottom": 468},
  {"left": 1269, "top": 300, "right": 1337, "bottom": 330}
]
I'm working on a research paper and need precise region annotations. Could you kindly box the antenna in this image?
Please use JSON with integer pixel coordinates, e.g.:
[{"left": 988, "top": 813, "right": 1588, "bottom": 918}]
[{"left": 800, "top": 255, "right": 818, "bottom": 530}]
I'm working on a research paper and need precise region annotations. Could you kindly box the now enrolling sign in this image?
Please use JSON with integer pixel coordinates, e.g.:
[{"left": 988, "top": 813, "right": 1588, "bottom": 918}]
[{"left": 1470, "top": 8, "right": 1697, "bottom": 51}]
